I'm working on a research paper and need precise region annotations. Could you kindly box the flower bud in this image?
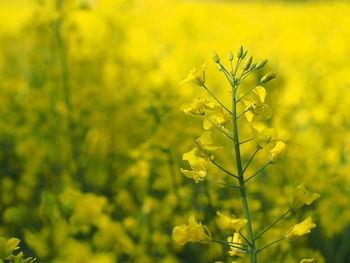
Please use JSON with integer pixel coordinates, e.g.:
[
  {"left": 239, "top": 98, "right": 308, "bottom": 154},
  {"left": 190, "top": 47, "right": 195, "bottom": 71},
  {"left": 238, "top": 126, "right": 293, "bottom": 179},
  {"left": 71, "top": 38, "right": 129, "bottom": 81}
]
[
  {"left": 237, "top": 45, "right": 243, "bottom": 59},
  {"left": 211, "top": 51, "right": 220, "bottom": 63},
  {"left": 228, "top": 51, "right": 233, "bottom": 61},
  {"left": 216, "top": 64, "right": 224, "bottom": 71},
  {"left": 243, "top": 56, "right": 253, "bottom": 71},
  {"left": 255, "top": 59, "right": 268, "bottom": 69},
  {"left": 260, "top": 72, "right": 276, "bottom": 83},
  {"left": 241, "top": 50, "right": 248, "bottom": 59}
]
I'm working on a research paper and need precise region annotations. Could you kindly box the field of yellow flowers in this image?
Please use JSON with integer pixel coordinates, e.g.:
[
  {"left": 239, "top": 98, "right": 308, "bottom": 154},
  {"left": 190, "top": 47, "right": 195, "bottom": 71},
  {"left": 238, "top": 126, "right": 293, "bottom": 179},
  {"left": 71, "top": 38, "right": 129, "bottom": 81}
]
[{"left": 1, "top": 0, "right": 350, "bottom": 263}]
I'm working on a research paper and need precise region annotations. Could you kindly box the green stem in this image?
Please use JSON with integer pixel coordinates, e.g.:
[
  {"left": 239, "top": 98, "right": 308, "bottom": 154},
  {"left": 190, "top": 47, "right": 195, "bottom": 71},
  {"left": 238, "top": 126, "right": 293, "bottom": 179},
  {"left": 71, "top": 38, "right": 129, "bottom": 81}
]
[
  {"left": 243, "top": 148, "right": 260, "bottom": 175},
  {"left": 245, "top": 162, "right": 271, "bottom": 183},
  {"left": 237, "top": 84, "right": 259, "bottom": 103},
  {"left": 239, "top": 231, "right": 253, "bottom": 248},
  {"left": 204, "top": 116, "right": 233, "bottom": 141},
  {"left": 232, "top": 80, "right": 257, "bottom": 263},
  {"left": 202, "top": 84, "right": 232, "bottom": 115},
  {"left": 256, "top": 237, "right": 286, "bottom": 254},
  {"left": 211, "top": 159, "right": 239, "bottom": 179},
  {"left": 211, "top": 240, "right": 249, "bottom": 253},
  {"left": 206, "top": 177, "right": 241, "bottom": 190},
  {"left": 240, "top": 138, "right": 254, "bottom": 145},
  {"left": 254, "top": 209, "right": 291, "bottom": 241},
  {"left": 236, "top": 107, "right": 253, "bottom": 120}
]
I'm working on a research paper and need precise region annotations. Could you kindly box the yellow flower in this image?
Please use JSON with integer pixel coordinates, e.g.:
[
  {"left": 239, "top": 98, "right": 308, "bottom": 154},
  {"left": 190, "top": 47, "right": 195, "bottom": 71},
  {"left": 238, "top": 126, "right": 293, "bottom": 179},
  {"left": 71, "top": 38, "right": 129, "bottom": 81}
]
[
  {"left": 227, "top": 233, "right": 244, "bottom": 257},
  {"left": 196, "top": 132, "right": 221, "bottom": 151},
  {"left": 216, "top": 211, "right": 247, "bottom": 232},
  {"left": 251, "top": 123, "right": 277, "bottom": 149},
  {"left": 242, "top": 86, "right": 272, "bottom": 122},
  {"left": 181, "top": 147, "right": 211, "bottom": 183},
  {"left": 180, "top": 97, "right": 215, "bottom": 115},
  {"left": 285, "top": 216, "right": 316, "bottom": 239},
  {"left": 268, "top": 141, "right": 286, "bottom": 162},
  {"left": 300, "top": 259, "right": 315, "bottom": 263},
  {"left": 291, "top": 184, "right": 320, "bottom": 210},
  {"left": 0, "top": 237, "right": 20, "bottom": 259},
  {"left": 172, "top": 224, "right": 189, "bottom": 245},
  {"left": 172, "top": 215, "right": 210, "bottom": 245},
  {"left": 180, "top": 62, "right": 207, "bottom": 86},
  {"left": 203, "top": 106, "right": 231, "bottom": 130},
  {"left": 180, "top": 168, "right": 207, "bottom": 183}
]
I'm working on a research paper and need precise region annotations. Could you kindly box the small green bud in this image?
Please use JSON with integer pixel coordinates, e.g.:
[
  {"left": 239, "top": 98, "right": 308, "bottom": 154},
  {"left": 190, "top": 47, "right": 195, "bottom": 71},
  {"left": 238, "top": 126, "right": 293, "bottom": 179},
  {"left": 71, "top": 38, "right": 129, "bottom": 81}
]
[
  {"left": 250, "top": 63, "right": 257, "bottom": 70},
  {"left": 256, "top": 59, "right": 268, "bottom": 69},
  {"left": 211, "top": 51, "right": 220, "bottom": 63},
  {"left": 241, "top": 50, "right": 248, "bottom": 59},
  {"left": 243, "top": 56, "right": 253, "bottom": 71},
  {"left": 216, "top": 63, "right": 224, "bottom": 71},
  {"left": 237, "top": 45, "right": 243, "bottom": 59},
  {"left": 228, "top": 51, "right": 234, "bottom": 61},
  {"left": 260, "top": 72, "right": 276, "bottom": 83}
]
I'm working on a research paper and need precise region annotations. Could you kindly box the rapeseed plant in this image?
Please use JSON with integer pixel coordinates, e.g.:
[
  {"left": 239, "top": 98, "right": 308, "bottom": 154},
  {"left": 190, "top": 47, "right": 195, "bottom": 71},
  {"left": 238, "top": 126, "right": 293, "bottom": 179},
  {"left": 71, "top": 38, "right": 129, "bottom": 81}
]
[{"left": 173, "top": 47, "right": 319, "bottom": 263}]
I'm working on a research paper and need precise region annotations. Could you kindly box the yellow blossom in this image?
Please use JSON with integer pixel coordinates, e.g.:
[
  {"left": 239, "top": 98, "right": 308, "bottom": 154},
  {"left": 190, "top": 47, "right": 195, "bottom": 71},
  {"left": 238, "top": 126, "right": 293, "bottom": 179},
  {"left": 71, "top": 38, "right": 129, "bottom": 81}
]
[
  {"left": 172, "top": 215, "right": 210, "bottom": 245},
  {"left": 0, "top": 237, "right": 20, "bottom": 259},
  {"left": 203, "top": 106, "right": 231, "bottom": 130},
  {"left": 181, "top": 147, "right": 211, "bottom": 183},
  {"left": 180, "top": 168, "right": 207, "bottom": 183},
  {"left": 227, "top": 233, "right": 244, "bottom": 257},
  {"left": 180, "top": 97, "right": 215, "bottom": 115},
  {"left": 180, "top": 62, "right": 207, "bottom": 86},
  {"left": 268, "top": 141, "right": 286, "bottom": 162},
  {"left": 216, "top": 211, "right": 247, "bottom": 232},
  {"left": 172, "top": 224, "right": 189, "bottom": 245},
  {"left": 196, "top": 132, "right": 221, "bottom": 151},
  {"left": 242, "top": 86, "right": 272, "bottom": 122},
  {"left": 285, "top": 216, "right": 316, "bottom": 239},
  {"left": 291, "top": 184, "right": 320, "bottom": 210},
  {"left": 251, "top": 123, "right": 277, "bottom": 149}
]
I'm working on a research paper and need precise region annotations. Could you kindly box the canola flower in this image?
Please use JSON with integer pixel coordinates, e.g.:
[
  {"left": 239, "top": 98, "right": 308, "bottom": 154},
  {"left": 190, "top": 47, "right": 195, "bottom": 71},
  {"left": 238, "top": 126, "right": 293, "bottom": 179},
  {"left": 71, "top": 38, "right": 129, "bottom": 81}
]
[
  {"left": 0, "top": 236, "right": 36, "bottom": 263},
  {"left": 285, "top": 217, "right": 317, "bottom": 239},
  {"left": 174, "top": 47, "right": 319, "bottom": 263},
  {"left": 172, "top": 215, "right": 211, "bottom": 245}
]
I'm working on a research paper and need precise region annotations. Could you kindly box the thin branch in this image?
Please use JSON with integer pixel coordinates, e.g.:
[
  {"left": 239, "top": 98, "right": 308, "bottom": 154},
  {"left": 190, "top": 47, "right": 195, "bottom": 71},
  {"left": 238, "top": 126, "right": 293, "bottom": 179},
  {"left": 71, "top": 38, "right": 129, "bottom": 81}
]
[
  {"left": 206, "top": 177, "right": 241, "bottom": 189},
  {"left": 211, "top": 240, "right": 249, "bottom": 252},
  {"left": 239, "top": 231, "right": 253, "bottom": 248},
  {"left": 245, "top": 162, "right": 272, "bottom": 183},
  {"left": 204, "top": 116, "right": 233, "bottom": 141},
  {"left": 242, "top": 148, "right": 260, "bottom": 175},
  {"left": 236, "top": 84, "right": 259, "bottom": 103},
  {"left": 236, "top": 107, "right": 252, "bottom": 120},
  {"left": 239, "top": 138, "right": 254, "bottom": 145},
  {"left": 254, "top": 209, "right": 291, "bottom": 241},
  {"left": 202, "top": 84, "right": 232, "bottom": 115},
  {"left": 256, "top": 237, "right": 286, "bottom": 254},
  {"left": 211, "top": 159, "right": 239, "bottom": 179}
]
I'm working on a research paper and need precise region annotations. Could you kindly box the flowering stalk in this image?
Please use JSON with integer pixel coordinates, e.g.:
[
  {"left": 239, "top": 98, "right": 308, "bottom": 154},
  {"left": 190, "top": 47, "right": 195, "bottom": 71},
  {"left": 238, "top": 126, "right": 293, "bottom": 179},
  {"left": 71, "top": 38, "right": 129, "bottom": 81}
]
[
  {"left": 173, "top": 46, "right": 320, "bottom": 263},
  {"left": 230, "top": 56, "right": 257, "bottom": 263}
]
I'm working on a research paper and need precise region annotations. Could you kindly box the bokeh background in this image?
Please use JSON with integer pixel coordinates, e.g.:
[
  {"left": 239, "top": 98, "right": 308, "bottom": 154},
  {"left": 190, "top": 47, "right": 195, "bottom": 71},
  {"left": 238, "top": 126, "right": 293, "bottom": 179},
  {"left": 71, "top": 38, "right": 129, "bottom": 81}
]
[{"left": 0, "top": 0, "right": 350, "bottom": 262}]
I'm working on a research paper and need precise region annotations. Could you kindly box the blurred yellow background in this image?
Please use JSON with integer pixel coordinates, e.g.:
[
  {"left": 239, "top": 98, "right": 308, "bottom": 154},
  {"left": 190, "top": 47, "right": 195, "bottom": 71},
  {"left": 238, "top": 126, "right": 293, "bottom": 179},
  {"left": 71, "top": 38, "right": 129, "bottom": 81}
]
[{"left": 0, "top": 0, "right": 349, "bottom": 262}]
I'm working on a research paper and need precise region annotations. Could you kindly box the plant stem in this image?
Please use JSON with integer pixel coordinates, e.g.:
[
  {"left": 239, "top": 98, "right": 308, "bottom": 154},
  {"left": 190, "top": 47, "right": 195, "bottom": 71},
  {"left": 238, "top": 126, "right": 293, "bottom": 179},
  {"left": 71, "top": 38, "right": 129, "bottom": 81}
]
[
  {"left": 243, "top": 148, "right": 260, "bottom": 175},
  {"left": 202, "top": 84, "right": 232, "bottom": 115},
  {"left": 254, "top": 209, "right": 291, "bottom": 241},
  {"left": 211, "top": 240, "right": 249, "bottom": 253},
  {"left": 240, "top": 138, "right": 254, "bottom": 145},
  {"left": 256, "top": 237, "right": 286, "bottom": 254},
  {"left": 204, "top": 116, "right": 233, "bottom": 141},
  {"left": 245, "top": 162, "right": 271, "bottom": 183},
  {"left": 206, "top": 177, "right": 241, "bottom": 189},
  {"left": 211, "top": 159, "right": 239, "bottom": 179},
  {"left": 232, "top": 80, "right": 257, "bottom": 263}
]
